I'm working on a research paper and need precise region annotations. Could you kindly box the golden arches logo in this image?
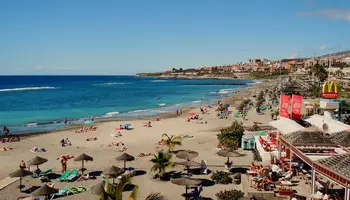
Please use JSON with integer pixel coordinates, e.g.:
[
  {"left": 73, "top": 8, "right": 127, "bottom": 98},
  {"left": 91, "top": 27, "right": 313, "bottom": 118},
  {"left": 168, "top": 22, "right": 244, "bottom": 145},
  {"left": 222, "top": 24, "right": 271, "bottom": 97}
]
[{"left": 322, "top": 81, "right": 339, "bottom": 99}]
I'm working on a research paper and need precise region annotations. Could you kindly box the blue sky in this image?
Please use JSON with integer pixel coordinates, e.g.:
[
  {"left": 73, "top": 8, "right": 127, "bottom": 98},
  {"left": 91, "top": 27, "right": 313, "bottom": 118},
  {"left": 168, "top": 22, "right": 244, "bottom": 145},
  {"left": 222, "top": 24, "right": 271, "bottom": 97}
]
[{"left": 0, "top": 0, "right": 349, "bottom": 75}]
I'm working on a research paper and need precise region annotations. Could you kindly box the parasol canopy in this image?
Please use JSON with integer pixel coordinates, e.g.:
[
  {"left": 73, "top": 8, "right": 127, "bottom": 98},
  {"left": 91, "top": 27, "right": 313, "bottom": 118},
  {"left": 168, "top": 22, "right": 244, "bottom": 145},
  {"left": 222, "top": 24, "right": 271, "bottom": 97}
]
[
  {"left": 74, "top": 153, "right": 93, "bottom": 174},
  {"left": 116, "top": 153, "right": 135, "bottom": 169},
  {"left": 31, "top": 184, "right": 58, "bottom": 196},
  {"left": 28, "top": 156, "right": 48, "bottom": 167},
  {"left": 9, "top": 168, "right": 32, "bottom": 191},
  {"left": 176, "top": 161, "right": 201, "bottom": 168},
  {"left": 171, "top": 177, "right": 201, "bottom": 186},
  {"left": 91, "top": 182, "right": 104, "bottom": 195},
  {"left": 217, "top": 149, "right": 242, "bottom": 164},
  {"left": 103, "top": 165, "right": 124, "bottom": 176},
  {"left": 74, "top": 153, "right": 93, "bottom": 162},
  {"left": 176, "top": 150, "right": 199, "bottom": 160},
  {"left": 9, "top": 168, "right": 32, "bottom": 178},
  {"left": 217, "top": 150, "right": 242, "bottom": 158},
  {"left": 171, "top": 177, "right": 201, "bottom": 199}
]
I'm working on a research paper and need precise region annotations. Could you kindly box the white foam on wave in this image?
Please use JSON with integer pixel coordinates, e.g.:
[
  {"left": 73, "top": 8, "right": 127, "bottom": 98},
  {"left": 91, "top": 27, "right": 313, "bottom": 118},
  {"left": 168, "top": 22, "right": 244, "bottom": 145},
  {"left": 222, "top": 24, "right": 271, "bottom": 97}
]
[
  {"left": 0, "top": 86, "right": 57, "bottom": 92},
  {"left": 218, "top": 88, "right": 236, "bottom": 94},
  {"left": 92, "top": 82, "right": 128, "bottom": 86},
  {"left": 158, "top": 103, "right": 166, "bottom": 107},
  {"left": 103, "top": 112, "right": 120, "bottom": 117},
  {"left": 150, "top": 80, "right": 168, "bottom": 83},
  {"left": 128, "top": 109, "right": 149, "bottom": 114},
  {"left": 209, "top": 91, "right": 217, "bottom": 94},
  {"left": 26, "top": 123, "right": 38, "bottom": 127},
  {"left": 192, "top": 100, "right": 202, "bottom": 103}
]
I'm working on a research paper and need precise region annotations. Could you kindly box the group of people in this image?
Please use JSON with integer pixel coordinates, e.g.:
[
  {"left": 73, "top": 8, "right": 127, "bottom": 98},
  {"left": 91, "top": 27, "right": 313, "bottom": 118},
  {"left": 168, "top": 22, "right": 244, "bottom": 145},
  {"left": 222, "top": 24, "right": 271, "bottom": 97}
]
[
  {"left": 176, "top": 109, "right": 183, "bottom": 116},
  {"left": 75, "top": 126, "right": 97, "bottom": 133},
  {"left": 1, "top": 125, "right": 20, "bottom": 142},
  {"left": 250, "top": 161, "right": 294, "bottom": 191},
  {"left": 60, "top": 138, "right": 72, "bottom": 147}
]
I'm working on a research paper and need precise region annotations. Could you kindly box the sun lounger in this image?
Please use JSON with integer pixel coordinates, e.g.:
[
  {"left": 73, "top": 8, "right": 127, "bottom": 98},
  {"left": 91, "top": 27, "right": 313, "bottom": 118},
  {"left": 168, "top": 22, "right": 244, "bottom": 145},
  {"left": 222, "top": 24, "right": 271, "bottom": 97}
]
[
  {"left": 50, "top": 187, "right": 69, "bottom": 199},
  {"left": 57, "top": 171, "right": 70, "bottom": 182},
  {"left": 39, "top": 168, "right": 52, "bottom": 177},
  {"left": 65, "top": 169, "right": 80, "bottom": 182}
]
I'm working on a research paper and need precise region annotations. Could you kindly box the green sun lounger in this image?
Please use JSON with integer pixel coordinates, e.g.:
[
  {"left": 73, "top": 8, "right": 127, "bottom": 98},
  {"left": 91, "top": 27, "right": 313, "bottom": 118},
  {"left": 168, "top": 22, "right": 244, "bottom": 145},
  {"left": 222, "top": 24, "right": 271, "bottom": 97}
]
[
  {"left": 57, "top": 171, "right": 70, "bottom": 182},
  {"left": 65, "top": 169, "right": 79, "bottom": 182},
  {"left": 50, "top": 187, "right": 69, "bottom": 199},
  {"left": 39, "top": 168, "right": 52, "bottom": 177}
]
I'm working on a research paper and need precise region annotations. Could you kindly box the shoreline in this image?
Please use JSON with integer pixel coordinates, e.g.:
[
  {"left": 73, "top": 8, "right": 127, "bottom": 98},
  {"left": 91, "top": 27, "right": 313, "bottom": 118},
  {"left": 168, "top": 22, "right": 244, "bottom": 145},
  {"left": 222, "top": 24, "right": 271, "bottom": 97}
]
[
  {"left": 3, "top": 80, "right": 265, "bottom": 138},
  {"left": 0, "top": 79, "right": 273, "bottom": 200}
]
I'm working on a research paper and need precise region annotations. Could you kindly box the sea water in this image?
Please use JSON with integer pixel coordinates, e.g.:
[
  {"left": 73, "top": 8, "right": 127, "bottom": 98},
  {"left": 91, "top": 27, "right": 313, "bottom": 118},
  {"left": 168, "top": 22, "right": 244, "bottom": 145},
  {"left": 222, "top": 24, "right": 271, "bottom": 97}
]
[{"left": 0, "top": 76, "right": 255, "bottom": 134}]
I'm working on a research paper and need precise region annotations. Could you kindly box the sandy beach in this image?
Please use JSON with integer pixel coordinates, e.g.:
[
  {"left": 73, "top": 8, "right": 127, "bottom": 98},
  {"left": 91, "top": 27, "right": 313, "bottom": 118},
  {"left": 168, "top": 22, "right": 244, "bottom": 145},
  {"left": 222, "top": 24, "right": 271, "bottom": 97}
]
[{"left": 0, "top": 82, "right": 274, "bottom": 200}]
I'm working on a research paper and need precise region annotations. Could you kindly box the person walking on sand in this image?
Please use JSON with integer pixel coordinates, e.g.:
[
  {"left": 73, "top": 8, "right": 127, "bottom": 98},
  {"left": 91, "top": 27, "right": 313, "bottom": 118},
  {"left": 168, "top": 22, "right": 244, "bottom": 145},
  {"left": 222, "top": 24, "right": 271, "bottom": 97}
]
[
  {"left": 64, "top": 117, "right": 68, "bottom": 126},
  {"left": 90, "top": 116, "right": 94, "bottom": 122},
  {"left": 59, "top": 156, "right": 68, "bottom": 172},
  {"left": 2, "top": 125, "right": 8, "bottom": 136}
]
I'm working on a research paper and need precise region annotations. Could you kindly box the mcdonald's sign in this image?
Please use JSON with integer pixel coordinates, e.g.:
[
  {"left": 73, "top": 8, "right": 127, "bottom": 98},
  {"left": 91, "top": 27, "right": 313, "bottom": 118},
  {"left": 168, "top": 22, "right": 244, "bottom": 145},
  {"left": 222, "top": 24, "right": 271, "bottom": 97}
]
[{"left": 322, "top": 81, "right": 339, "bottom": 99}]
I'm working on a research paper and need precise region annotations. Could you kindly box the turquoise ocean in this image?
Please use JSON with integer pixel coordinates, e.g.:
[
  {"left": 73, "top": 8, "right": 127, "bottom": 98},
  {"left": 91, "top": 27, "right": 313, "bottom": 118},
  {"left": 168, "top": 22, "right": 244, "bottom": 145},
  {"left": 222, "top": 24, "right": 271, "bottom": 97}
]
[{"left": 0, "top": 76, "right": 256, "bottom": 134}]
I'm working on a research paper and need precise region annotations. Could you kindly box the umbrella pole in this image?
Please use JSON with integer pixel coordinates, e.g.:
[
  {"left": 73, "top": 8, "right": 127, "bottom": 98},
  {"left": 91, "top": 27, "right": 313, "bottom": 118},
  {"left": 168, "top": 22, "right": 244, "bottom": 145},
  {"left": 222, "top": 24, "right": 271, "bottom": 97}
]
[
  {"left": 82, "top": 161, "right": 84, "bottom": 175},
  {"left": 19, "top": 177, "right": 22, "bottom": 191},
  {"left": 185, "top": 185, "right": 188, "bottom": 200},
  {"left": 124, "top": 161, "right": 126, "bottom": 169}
]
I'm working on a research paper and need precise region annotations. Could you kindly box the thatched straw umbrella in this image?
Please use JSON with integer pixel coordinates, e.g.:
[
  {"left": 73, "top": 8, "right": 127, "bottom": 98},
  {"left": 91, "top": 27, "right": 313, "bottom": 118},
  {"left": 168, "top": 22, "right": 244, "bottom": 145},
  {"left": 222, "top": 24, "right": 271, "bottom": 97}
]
[
  {"left": 116, "top": 153, "right": 135, "bottom": 169},
  {"left": 171, "top": 177, "right": 201, "bottom": 200},
  {"left": 31, "top": 184, "right": 58, "bottom": 199},
  {"left": 176, "top": 150, "right": 199, "bottom": 160},
  {"left": 74, "top": 153, "right": 93, "bottom": 175},
  {"left": 9, "top": 168, "right": 32, "bottom": 191}
]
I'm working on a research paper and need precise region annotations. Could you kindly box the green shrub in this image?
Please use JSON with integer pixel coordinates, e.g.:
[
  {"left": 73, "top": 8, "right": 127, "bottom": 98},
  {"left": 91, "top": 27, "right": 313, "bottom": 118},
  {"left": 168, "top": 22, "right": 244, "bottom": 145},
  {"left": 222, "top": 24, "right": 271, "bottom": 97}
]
[
  {"left": 211, "top": 171, "right": 232, "bottom": 184},
  {"left": 215, "top": 189, "right": 244, "bottom": 200},
  {"left": 217, "top": 120, "right": 244, "bottom": 151}
]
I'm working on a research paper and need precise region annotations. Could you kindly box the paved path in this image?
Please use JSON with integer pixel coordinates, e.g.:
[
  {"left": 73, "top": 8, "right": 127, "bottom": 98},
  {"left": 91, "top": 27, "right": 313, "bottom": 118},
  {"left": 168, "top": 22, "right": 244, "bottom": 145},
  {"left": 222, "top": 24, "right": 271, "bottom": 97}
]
[{"left": 0, "top": 177, "right": 19, "bottom": 191}]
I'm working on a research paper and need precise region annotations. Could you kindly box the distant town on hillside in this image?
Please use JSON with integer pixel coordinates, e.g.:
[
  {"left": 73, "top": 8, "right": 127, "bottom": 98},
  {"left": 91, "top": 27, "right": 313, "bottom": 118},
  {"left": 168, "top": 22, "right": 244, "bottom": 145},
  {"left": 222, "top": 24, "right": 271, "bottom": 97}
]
[{"left": 137, "top": 50, "right": 350, "bottom": 80}]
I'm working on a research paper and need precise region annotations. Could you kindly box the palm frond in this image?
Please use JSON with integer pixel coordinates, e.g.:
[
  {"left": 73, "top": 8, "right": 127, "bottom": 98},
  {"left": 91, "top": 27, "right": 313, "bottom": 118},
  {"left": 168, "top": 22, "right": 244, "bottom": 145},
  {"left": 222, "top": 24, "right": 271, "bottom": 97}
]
[
  {"left": 145, "top": 193, "right": 166, "bottom": 200},
  {"left": 128, "top": 185, "right": 139, "bottom": 200},
  {"left": 116, "top": 175, "right": 131, "bottom": 200}
]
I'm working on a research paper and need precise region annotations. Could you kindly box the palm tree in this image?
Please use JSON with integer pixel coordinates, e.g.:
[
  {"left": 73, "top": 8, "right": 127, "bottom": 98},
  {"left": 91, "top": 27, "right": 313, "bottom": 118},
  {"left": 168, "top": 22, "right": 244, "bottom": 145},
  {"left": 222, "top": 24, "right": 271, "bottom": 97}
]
[
  {"left": 150, "top": 151, "right": 174, "bottom": 179},
  {"left": 335, "top": 69, "right": 344, "bottom": 78},
  {"left": 100, "top": 175, "right": 137, "bottom": 200},
  {"left": 100, "top": 175, "right": 166, "bottom": 200},
  {"left": 161, "top": 134, "right": 182, "bottom": 152}
]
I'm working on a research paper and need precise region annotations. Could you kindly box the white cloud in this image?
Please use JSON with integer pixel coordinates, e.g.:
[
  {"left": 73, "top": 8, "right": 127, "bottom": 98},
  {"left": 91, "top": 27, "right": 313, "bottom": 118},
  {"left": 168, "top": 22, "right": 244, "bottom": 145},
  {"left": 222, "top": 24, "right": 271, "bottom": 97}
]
[
  {"left": 57, "top": 67, "right": 73, "bottom": 71},
  {"left": 290, "top": 52, "right": 300, "bottom": 59},
  {"left": 320, "top": 44, "right": 327, "bottom": 50},
  {"left": 35, "top": 66, "right": 45, "bottom": 70},
  {"left": 33, "top": 66, "right": 73, "bottom": 71},
  {"left": 297, "top": 8, "right": 350, "bottom": 21}
]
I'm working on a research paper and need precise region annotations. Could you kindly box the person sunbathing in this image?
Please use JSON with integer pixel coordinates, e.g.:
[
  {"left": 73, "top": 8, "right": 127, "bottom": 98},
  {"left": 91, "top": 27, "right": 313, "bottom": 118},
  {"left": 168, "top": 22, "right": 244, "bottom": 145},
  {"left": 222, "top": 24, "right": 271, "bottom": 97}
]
[
  {"left": 65, "top": 138, "right": 72, "bottom": 146},
  {"left": 138, "top": 153, "right": 152, "bottom": 157},
  {"left": 86, "top": 137, "right": 97, "bottom": 141},
  {"left": 0, "top": 147, "right": 13, "bottom": 151},
  {"left": 259, "top": 176, "right": 272, "bottom": 191},
  {"left": 119, "top": 146, "right": 127, "bottom": 152}
]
